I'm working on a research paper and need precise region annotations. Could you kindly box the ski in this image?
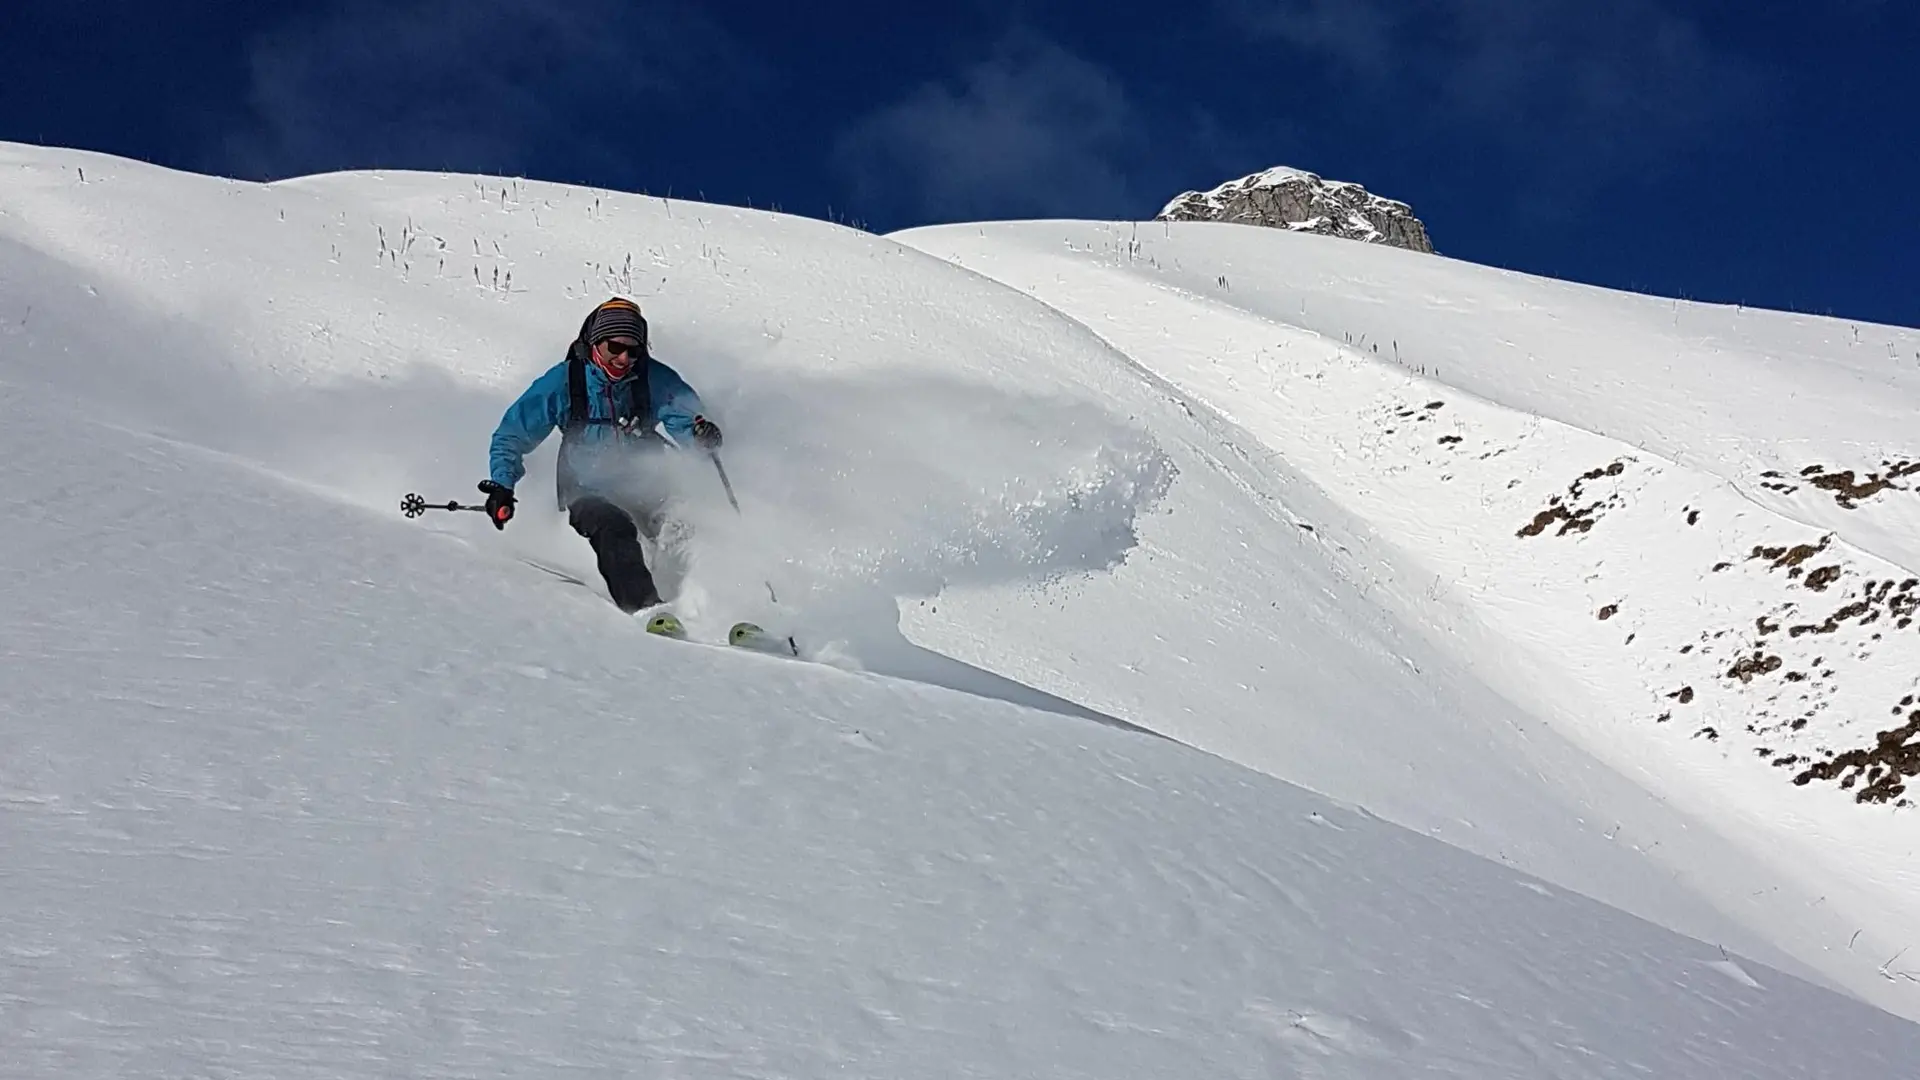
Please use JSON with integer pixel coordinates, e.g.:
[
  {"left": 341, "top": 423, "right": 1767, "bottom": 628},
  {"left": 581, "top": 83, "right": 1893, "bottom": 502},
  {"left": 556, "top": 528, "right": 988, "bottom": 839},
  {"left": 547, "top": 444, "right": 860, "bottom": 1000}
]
[
  {"left": 729, "top": 621, "right": 800, "bottom": 657},
  {"left": 645, "top": 612, "right": 688, "bottom": 639},
  {"left": 642, "top": 612, "right": 799, "bottom": 657}
]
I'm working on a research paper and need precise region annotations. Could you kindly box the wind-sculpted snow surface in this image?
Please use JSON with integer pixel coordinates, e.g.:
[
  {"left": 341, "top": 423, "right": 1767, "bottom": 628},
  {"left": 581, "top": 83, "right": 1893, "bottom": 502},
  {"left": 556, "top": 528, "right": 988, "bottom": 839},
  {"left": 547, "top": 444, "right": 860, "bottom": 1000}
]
[{"left": 4, "top": 144, "right": 1919, "bottom": 1073}]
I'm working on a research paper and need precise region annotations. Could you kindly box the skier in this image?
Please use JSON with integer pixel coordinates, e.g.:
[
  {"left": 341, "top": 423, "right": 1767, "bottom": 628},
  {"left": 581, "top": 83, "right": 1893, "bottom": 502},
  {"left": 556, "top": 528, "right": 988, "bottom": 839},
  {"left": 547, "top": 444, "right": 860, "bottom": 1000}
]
[{"left": 479, "top": 296, "right": 722, "bottom": 613}]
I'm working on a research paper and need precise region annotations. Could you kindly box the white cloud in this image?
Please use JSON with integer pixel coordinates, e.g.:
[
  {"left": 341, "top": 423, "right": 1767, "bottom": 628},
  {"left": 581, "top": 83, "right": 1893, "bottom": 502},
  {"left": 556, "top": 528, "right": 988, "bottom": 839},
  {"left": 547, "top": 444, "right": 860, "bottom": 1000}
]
[{"left": 835, "top": 38, "right": 1143, "bottom": 222}]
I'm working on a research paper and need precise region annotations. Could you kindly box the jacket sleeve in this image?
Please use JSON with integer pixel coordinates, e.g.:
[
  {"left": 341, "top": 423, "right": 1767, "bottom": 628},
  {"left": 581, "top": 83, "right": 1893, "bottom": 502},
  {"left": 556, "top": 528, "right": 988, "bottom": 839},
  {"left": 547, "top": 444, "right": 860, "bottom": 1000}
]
[
  {"left": 488, "top": 362, "right": 571, "bottom": 489},
  {"left": 647, "top": 358, "right": 707, "bottom": 442}
]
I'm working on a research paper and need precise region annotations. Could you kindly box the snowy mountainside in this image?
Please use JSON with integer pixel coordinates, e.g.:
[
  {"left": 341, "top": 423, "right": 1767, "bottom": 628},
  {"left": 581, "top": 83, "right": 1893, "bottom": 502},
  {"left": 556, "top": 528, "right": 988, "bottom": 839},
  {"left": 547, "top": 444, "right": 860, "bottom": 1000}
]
[
  {"left": 2, "top": 141, "right": 1919, "bottom": 1073},
  {"left": 897, "top": 217, "right": 1920, "bottom": 1017},
  {"left": 7, "top": 378, "right": 1915, "bottom": 1078},
  {"left": 0, "top": 144, "right": 1808, "bottom": 975}
]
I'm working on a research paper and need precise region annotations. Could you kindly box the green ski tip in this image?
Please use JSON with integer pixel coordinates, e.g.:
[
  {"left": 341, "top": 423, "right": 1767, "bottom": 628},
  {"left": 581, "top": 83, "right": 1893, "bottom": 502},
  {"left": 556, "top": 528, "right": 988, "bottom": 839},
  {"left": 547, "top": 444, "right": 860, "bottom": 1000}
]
[
  {"left": 730, "top": 621, "right": 799, "bottom": 656},
  {"left": 644, "top": 612, "right": 687, "bottom": 639}
]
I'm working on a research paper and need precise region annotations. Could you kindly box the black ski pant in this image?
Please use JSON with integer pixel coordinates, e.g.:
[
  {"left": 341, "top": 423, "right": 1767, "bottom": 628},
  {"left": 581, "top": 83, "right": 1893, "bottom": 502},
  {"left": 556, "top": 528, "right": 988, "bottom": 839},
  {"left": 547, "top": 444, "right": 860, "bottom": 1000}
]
[{"left": 568, "top": 496, "right": 661, "bottom": 613}]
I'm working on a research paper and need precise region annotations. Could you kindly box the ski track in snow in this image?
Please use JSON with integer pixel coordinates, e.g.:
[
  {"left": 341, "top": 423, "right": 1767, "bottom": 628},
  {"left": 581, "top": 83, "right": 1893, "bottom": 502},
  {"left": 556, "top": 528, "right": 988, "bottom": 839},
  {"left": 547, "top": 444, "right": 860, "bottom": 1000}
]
[{"left": 2, "top": 144, "right": 1918, "bottom": 1075}]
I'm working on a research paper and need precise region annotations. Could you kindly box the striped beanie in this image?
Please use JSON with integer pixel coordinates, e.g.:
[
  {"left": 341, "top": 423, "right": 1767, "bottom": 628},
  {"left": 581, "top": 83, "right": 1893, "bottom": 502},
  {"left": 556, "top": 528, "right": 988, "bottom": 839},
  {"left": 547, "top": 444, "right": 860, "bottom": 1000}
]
[{"left": 585, "top": 297, "right": 647, "bottom": 349}]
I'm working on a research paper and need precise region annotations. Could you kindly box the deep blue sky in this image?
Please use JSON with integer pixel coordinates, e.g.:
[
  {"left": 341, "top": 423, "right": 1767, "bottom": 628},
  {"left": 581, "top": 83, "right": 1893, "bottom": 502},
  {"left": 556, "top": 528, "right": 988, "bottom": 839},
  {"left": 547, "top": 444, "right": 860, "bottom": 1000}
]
[{"left": 7, "top": 1, "right": 1916, "bottom": 326}]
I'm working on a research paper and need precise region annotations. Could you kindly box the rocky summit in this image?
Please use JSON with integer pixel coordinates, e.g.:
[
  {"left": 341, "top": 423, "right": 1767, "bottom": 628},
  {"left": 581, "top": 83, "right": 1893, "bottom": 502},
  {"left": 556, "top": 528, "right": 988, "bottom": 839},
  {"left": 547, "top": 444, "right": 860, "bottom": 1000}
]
[{"left": 1157, "top": 166, "right": 1435, "bottom": 253}]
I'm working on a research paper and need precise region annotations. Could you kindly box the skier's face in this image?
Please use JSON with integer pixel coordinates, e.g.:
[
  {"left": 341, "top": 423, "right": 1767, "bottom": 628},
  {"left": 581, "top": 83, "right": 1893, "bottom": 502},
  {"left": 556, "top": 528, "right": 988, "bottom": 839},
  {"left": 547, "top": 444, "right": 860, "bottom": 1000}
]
[{"left": 594, "top": 337, "right": 640, "bottom": 376}]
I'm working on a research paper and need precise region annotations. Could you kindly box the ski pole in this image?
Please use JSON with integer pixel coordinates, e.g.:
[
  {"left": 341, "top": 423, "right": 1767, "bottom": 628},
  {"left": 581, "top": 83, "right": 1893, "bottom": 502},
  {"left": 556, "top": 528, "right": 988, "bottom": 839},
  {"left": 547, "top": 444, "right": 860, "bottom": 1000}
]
[
  {"left": 708, "top": 451, "right": 742, "bottom": 513},
  {"left": 399, "top": 492, "right": 488, "bottom": 518},
  {"left": 706, "top": 452, "right": 779, "bottom": 604}
]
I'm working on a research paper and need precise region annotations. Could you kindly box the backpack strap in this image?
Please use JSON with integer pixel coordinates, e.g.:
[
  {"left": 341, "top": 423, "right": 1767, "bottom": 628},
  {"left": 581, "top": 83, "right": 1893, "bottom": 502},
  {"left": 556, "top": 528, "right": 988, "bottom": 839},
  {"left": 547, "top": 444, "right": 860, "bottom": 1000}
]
[{"left": 565, "top": 344, "right": 592, "bottom": 436}]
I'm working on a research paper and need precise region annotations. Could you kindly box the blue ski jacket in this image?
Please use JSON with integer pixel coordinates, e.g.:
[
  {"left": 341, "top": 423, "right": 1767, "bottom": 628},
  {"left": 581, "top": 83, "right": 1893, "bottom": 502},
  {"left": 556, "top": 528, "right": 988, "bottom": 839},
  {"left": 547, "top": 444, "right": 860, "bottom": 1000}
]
[{"left": 487, "top": 353, "right": 706, "bottom": 504}]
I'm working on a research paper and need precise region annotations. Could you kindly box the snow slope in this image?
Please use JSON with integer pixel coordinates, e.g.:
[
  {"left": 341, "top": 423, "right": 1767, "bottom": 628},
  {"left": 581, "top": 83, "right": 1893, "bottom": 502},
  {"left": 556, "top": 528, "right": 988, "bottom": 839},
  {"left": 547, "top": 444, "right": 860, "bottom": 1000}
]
[
  {"left": 2, "top": 143, "right": 1918, "bottom": 1074},
  {"left": 896, "top": 217, "right": 1920, "bottom": 1016},
  {"left": 0, "top": 145, "right": 1852, "bottom": 991}
]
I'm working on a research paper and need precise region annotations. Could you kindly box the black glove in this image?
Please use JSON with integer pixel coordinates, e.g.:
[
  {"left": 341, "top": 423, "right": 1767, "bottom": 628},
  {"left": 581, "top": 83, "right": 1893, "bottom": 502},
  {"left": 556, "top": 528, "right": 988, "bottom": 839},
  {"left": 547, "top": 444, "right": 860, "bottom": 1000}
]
[
  {"left": 478, "top": 480, "right": 515, "bottom": 530},
  {"left": 692, "top": 415, "right": 723, "bottom": 450}
]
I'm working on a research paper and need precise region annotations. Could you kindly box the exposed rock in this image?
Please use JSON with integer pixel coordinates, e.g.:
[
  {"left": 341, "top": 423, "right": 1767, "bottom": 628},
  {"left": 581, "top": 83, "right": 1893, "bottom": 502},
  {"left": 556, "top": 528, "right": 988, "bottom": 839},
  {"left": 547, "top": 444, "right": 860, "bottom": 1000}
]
[{"left": 1156, "top": 166, "right": 1435, "bottom": 253}]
